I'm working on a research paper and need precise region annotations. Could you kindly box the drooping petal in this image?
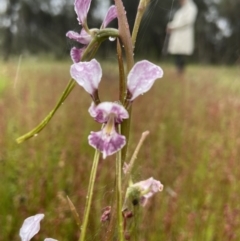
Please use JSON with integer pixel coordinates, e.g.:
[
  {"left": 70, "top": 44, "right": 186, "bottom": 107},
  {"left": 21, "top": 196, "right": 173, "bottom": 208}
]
[
  {"left": 44, "top": 239, "right": 58, "bottom": 241},
  {"left": 70, "top": 47, "right": 85, "bottom": 63},
  {"left": 70, "top": 59, "right": 102, "bottom": 95},
  {"left": 89, "top": 102, "right": 129, "bottom": 124},
  {"left": 127, "top": 60, "right": 164, "bottom": 101},
  {"left": 88, "top": 128, "right": 126, "bottom": 159},
  {"left": 66, "top": 29, "right": 92, "bottom": 45},
  {"left": 74, "top": 0, "right": 91, "bottom": 25},
  {"left": 19, "top": 214, "right": 44, "bottom": 241},
  {"left": 101, "top": 5, "right": 118, "bottom": 29}
]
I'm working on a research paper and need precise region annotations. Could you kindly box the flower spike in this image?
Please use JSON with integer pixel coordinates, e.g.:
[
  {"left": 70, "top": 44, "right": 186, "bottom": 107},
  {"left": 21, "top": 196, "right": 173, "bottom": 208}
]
[
  {"left": 127, "top": 60, "right": 164, "bottom": 101},
  {"left": 70, "top": 59, "right": 102, "bottom": 96}
]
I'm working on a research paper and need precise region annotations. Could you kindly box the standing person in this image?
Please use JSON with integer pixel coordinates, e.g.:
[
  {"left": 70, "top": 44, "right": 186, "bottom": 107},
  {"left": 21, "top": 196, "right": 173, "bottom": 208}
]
[{"left": 167, "top": 0, "right": 198, "bottom": 76}]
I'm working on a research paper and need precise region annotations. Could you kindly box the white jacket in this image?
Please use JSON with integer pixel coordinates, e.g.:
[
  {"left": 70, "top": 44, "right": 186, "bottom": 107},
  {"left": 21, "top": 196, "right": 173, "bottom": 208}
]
[{"left": 167, "top": 0, "right": 198, "bottom": 55}]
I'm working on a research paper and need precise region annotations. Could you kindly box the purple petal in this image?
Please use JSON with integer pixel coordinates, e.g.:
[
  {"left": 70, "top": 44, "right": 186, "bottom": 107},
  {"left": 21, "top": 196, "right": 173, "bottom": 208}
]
[
  {"left": 127, "top": 60, "right": 164, "bottom": 101},
  {"left": 70, "top": 59, "right": 102, "bottom": 95},
  {"left": 66, "top": 29, "right": 92, "bottom": 45},
  {"left": 70, "top": 47, "right": 85, "bottom": 63},
  {"left": 89, "top": 102, "right": 129, "bottom": 123},
  {"left": 88, "top": 129, "right": 126, "bottom": 159},
  {"left": 19, "top": 214, "right": 44, "bottom": 241},
  {"left": 101, "top": 5, "right": 117, "bottom": 29},
  {"left": 74, "top": 0, "right": 91, "bottom": 25}
]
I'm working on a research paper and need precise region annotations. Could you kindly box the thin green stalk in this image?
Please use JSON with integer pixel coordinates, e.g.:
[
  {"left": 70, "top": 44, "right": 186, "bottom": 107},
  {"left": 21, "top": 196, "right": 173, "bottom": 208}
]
[
  {"left": 16, "top": 79, "right": 76, "bottom": 143},
  {"left": 79, "top": 150, "right": 100, "bottom": 241},
  {"left": 123, "top": 131, "right": 149, "bottom": 193},
  {"left": 116, "top": 144, "right": 124, "bottom": 241},
  {"left": 132, "top": 0, "right": 151, "bottom": 48}
]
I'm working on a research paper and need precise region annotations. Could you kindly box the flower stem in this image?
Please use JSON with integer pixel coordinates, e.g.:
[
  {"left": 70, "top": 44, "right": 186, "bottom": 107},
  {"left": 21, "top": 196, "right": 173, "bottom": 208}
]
[
  {"left": 116, "top": 145, "right": 124, "bottom": 241},
  {"left": 79, "top": 150, "right": 100, "bottom": 241}
]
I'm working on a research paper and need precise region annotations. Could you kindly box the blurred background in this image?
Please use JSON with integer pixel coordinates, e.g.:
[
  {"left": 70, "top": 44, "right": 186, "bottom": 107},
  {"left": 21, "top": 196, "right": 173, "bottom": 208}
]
[
  {"left": 0, "top": 0, "right": 239, "bottom": 63},
  {"left": 0, "top": 0, "right": 240, "bottom": 241}
]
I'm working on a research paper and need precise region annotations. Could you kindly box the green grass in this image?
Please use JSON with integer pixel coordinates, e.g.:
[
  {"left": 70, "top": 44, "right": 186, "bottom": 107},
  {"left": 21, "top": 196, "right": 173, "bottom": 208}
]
[{"left": 0, "top": 59, "right": 240, "bottom": 240}]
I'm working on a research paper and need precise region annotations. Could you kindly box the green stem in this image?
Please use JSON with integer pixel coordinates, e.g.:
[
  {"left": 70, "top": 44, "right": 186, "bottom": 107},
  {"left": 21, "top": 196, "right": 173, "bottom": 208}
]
[
  {"left": 124, "top": 131, "right": 149, "bottom": 186},
  {"left": 16, "top": 79, "right": 76, "bottom": 143},
  {"left": 79, "top": 150, "right": 100, "bottom": 241},
  {"left": 132, "top": 0, "right": 151, "bottom": 48},
  {"left": 116, "top": 144, "right": 124, "bottom": 241}
]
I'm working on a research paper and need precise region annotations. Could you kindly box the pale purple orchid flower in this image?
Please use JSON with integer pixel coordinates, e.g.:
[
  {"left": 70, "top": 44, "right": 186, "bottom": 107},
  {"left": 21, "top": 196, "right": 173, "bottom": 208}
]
[
  {"left": 66, "top": 0, "right": 117, "bottom": 62},
  {"left": 19, "top": 214, "right": 57, "bottom": 241},
  {"left": 132, "top": 177, "right": 163, "bottom": 206},
  {"left": 88, "top": 102, "right": 129, "bottom": 159},
  {"left": 70, "top": 58, "right": 102, "bottom": 98},
  {"left": 127, "top": 60, "right": 164, "bottom": 101}
]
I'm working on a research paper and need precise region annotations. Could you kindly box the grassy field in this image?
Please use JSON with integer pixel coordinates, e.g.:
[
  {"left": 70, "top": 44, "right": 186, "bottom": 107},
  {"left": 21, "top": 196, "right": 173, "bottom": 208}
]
[{"left": 0, "top": 58, "right": 240, "bottom": 241}]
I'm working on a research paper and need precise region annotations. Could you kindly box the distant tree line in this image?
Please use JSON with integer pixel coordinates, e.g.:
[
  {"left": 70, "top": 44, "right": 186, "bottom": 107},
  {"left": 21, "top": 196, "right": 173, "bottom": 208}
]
[{"left": 0, "top": 0, "right": 239, "bottom": 64}]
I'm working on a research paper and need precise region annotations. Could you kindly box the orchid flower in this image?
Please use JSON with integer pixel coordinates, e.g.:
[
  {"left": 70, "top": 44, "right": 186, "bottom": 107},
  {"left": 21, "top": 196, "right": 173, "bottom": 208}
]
[
  {"left": 125, "top": 177, "right": 163, "bottom": 207},
  {"left": 70, "top": 58, "right": 163, "bottom": 157},
  {"left": 88, "top": 102, "right": 129, "bottom": 159},
  {"left": 66, "top": 0, "right": 117, "bottom": 62},
  {"left": 19, "top": 214, "right": 57, "bottom": 241}
]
